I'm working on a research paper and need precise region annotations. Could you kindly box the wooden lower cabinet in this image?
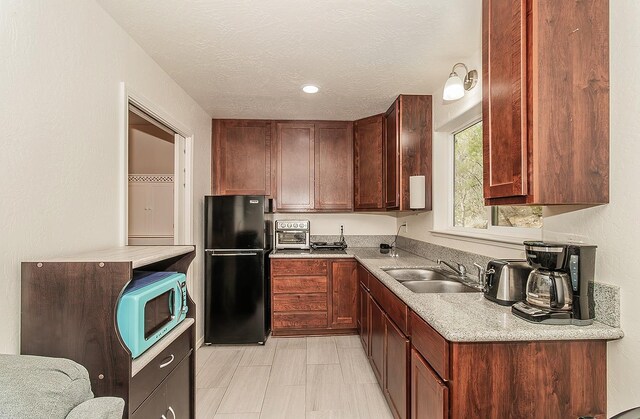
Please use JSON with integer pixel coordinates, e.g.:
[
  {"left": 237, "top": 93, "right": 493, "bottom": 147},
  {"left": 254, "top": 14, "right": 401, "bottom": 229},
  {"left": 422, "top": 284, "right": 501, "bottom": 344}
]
[
  {"left": 132, "top": 354, "right": 192, "bottom": 419},
  {"left": 410, "top": 349, "right": 447, "bottom": 419},
  {"left": 358, "top": 282, "right": 370, "bottom": 354},
  {"left": 271, "top": 258, "right": 357, "bottom": 335},
  {"left": 369, "top": 294, "right": 386, "bottom": 386},
  {"left": 385, "top": 316, "right": 409, "bottom": 419}
]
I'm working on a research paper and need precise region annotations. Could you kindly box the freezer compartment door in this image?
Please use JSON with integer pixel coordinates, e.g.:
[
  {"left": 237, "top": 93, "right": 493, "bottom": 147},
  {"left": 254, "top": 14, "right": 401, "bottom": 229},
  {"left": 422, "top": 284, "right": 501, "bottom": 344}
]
[
  {"left": 205, "top": 195, "right": 271, "bottom": 249},
  {"left": 204, "top": 250, "right": 269, "bottom": 344}
]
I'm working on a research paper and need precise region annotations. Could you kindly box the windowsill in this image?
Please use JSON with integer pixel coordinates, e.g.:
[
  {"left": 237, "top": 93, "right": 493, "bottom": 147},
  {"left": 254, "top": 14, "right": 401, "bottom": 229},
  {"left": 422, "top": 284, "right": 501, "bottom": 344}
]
[{"left": 430, "top": 228, "right": 542, "bottom": 250}]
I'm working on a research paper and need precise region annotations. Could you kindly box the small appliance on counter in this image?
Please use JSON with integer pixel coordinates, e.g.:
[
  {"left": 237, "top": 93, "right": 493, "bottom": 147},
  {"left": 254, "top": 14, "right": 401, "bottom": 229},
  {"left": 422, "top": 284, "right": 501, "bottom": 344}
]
[
  {"left": 310, "top": 225, "right": 347, "bottom": 252},
  {"left": 483, "top": 259, "right": 531, "bottom": 305},
  {"left": 275, "top": 219, "right": 310, "bottom": 250},
  {"left": 512, "top": 241, "right": 596, "bottom": 326}
]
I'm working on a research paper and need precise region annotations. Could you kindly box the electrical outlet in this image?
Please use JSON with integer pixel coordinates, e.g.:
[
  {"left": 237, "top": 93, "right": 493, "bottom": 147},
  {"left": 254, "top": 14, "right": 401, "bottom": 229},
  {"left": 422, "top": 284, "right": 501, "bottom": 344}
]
[{"left": 403, "top": 222, "right": 408, "bottom": 233}]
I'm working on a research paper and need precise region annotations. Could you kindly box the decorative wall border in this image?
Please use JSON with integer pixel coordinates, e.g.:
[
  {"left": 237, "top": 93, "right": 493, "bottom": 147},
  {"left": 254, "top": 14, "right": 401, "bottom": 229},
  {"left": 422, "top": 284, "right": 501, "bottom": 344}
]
[{"left": 128, "top": 174, "right": 174, "bottom": 183}]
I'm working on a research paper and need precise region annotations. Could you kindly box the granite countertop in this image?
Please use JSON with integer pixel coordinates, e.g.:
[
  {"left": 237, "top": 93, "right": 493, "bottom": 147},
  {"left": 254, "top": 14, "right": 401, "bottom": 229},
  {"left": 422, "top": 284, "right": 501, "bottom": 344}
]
[{"left": 272, "top": 246, "right": 624, "bottom": 343}]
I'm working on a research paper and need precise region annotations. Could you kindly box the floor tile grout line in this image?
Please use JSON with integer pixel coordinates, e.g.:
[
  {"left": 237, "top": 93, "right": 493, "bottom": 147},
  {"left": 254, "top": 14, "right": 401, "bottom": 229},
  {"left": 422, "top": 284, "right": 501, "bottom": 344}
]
[{"left": 214, "top": 346, "right": 245, "bottom": 415}]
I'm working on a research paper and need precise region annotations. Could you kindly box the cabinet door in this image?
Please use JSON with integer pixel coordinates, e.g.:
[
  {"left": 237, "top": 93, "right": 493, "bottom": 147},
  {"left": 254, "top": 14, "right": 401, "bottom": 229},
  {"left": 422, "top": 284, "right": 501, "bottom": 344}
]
[
  {"left": 131, "top": 378, "right": 167, "bottom": 419},
  {"left": 276, "top": 122, "right": 315, "bottom": 211},
  {"left": 212, "top": 119, "right": 273, "bottom": 196},
  {"left": 386, "top": 317, "right": 409, "bottom": 419},
  {"left": 150, "top": 183, "right": 174, "bottom": 237},
  {"left": 165, "top": 354, "right": 192, "bottom": 419},
  {"left": 330, "top": 260, "right": 357, "bottom": 329},
  {"left": 384, "top": 101, "right": 399, "bottom": 209},
  {"left": 482, "top": 0, "right": 528, "bottom": 201},
  {"left": 128, "top": 183, "right": 151, "bottom": 236},
  {"left": 369, "top": 295, "right": 386, "bottom": 386},
  {"left": 358, "top": 283, "right": 369, "bottom": 355},
  {"left": 354, "top": 114, "right": 384, "bottom": 210},
  {"left": 411, "top": 349, "right": 448, "bottom": 419},
  {"left": 315, "top": 122, "right": 354, "bottom": 211}
]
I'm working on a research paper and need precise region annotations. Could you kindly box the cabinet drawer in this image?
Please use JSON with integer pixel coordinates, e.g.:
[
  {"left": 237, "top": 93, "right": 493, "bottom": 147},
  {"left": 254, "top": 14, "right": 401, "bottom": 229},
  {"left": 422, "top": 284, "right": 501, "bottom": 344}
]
[
  {"left": 130, "top": 327, "right": 192, "bottom": 412},
  {"left": 273, "top": 312, "right": 328, "bottom": 329},
  {"left": 369, "top": 273, "right": 409, "bottom": 335},
  {"left": 272, "top": 259, "right": 328, "bottom": 276},
  {"left": 274, "top": 293, "right": 327, "bottom": 312},
  {"left": 273, "top": 276, "right": 327, "bottom": 293},
  {"left": 410, "top": 311, "right": 450, "bottom": 380}
]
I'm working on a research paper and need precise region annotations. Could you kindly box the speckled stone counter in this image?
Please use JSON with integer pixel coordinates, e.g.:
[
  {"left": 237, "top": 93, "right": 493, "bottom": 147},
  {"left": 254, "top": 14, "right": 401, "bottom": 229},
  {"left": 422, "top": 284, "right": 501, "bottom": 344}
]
[
  {"left": 270, "top": 247, "right": 624, "bottom": 342},
  {"left": 349, "top": 248, "right": 624, "bottom": 342}
]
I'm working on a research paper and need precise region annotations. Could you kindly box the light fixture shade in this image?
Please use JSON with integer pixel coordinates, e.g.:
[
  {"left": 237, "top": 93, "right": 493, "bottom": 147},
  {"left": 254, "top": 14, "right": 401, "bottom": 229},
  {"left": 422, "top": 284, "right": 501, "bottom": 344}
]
[
  {"left": 443, "top": 74, "right": 464, "bottom": 101},
  {"left": 409, "top": 175, "right": 426, "bottom": 209}
]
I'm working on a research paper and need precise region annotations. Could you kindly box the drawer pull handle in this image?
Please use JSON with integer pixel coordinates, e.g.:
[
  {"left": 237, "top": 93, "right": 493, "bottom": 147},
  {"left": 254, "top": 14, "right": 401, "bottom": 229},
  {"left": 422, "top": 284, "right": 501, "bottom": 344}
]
[
  {"left": 168, "top": 406, "right": 176, "bottom": 419},
  {"left": 160, "top": 354, "right": 175, "bottom": 368},
  {"left": 161, "top": 415, "right": 167, "bottom": 419}
]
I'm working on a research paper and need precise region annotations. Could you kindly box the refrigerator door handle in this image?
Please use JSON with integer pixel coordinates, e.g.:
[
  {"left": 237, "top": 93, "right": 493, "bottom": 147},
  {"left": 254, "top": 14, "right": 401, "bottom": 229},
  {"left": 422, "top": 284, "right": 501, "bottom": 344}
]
[{"left": 208, "top": 252, "right": 258, "bottom": 257}]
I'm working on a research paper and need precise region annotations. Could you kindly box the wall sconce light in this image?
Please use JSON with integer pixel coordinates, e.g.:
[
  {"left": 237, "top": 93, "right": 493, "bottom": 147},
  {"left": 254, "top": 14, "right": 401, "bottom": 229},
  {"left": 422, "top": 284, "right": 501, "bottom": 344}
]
[
  {"left": 443, "top": 62, "right": 478, "bottom": 101},
  {"left": 409, "top": 175, "right": 426, "bottom": 210}
]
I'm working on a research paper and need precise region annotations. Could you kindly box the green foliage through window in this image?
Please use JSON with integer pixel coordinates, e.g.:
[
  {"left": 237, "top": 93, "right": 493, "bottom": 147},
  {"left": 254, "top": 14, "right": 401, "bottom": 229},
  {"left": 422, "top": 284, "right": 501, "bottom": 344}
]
[{"left": 453, "top": 121, "right": 542, "bottom": 230}]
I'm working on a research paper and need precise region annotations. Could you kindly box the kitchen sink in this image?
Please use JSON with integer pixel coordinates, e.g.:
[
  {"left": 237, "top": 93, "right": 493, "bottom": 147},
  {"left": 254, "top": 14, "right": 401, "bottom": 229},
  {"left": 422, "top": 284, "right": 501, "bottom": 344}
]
[
  {"left": 382, "top": 268, "right": 481, "bottom": 293},
  {"left": 401, "top": 280, "right": 479, "bottom": 293},
  {"left": 383, "top": 268, "right": 455, "bottom": 282}
]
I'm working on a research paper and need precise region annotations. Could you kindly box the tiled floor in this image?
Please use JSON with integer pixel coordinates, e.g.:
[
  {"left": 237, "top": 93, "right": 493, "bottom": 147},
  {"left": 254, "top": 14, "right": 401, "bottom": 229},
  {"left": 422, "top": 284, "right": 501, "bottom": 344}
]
[{"left": 195, "top": 335, "right": 394, "bottom": 419}]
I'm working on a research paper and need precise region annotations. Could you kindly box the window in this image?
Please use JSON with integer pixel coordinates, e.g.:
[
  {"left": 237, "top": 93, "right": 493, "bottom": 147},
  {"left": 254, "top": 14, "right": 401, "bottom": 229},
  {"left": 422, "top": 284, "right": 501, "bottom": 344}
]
[{"left": 452, "top": 120, "right": 542, "bottom": 234}]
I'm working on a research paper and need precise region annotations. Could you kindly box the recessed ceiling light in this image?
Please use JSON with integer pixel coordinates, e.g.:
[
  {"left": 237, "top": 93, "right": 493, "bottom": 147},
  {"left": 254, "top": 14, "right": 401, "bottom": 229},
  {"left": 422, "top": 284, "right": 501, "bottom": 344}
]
[{"left": 302, "top": 85, "right": 319, "bottom": 94}]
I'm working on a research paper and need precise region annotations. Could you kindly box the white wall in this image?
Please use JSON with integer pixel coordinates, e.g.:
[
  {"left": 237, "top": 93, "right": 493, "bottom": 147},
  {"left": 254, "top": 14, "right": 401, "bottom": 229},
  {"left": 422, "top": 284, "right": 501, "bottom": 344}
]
[
  {"left": 274, "top": 212, "right": 397, "bottom": 236},
  {"left": 129, "top": 124, "right": 175, "bottom": 174},
  {"left": 398, "top": 2, "right": 640, "bottom": 414},
  {"left": 0, "top": 0, "right": 212, "bottom": 353}
]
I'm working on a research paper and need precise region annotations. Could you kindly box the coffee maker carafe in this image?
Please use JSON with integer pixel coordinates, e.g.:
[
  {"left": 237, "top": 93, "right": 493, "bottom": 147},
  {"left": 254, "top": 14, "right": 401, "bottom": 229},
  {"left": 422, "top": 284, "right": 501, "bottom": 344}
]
[{"left": 512, "top": 241, "right": 596, "bottom": 326}]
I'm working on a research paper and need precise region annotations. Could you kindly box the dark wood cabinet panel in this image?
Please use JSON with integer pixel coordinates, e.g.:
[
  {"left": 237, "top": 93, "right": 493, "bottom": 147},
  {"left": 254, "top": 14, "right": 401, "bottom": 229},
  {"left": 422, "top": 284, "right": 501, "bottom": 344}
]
[
  {"left": 165, "top": 354, "right": 192, "bottom": 419},
  {"left": 409, "top": 311, "right": 449, "bottom": 380},
  {"left": 383, "top": 95, "right": 433, "bottom": 211},
  {"left": 369, "top": 294, "right": 386, "bottom": 386},
  {"left": 411, "top": 349, "right": 448, "bottom": 419},
  {"left": 370, "top": 273, "right": 409, "bottom": 336},
  {"left": 276, "top": 122, "right": 315, "bottom": 211},
  {"left": 131, "top": 377, "right": 166, "bottom": 419},
  {"left": 449, "top": 340, "right": 606, "bottom": 419},
  {"left": 272, "top": 276, "right": 328, "bottom": 294},
  {"left": 385, "top": 316, "right": 409, "bottom": 419},
  {"left": 481, "top": 0, "right": 527, "bottom": 200},
  {"left": 273, "top": 293, "right": 328, "bottom": 312},
  {"left": 482, "top": 0, "right": 609, "bottom": 205},
  {"left": 212, "top": 119, "right": 273, "bottom": 196},
  {"left": 358, "top": 283, "right": 370, "bottom": 355},
  {"left": 271, "top": 259, "right": 328, "bottom": 276},
  {"left": 315, "top": 122, "right": 354, "bottom": 211},
  {"left": 330, "top": 260, "right": 358, "bottom": 328},
  {"left": 354, "top": 114, "right": 384, "bottom": 210},
  {"left": 384, "top": 101, "right": 399, "bottom": 209},
  {"left": 273, "top": 312, "right": 328, "bottom": 329}
]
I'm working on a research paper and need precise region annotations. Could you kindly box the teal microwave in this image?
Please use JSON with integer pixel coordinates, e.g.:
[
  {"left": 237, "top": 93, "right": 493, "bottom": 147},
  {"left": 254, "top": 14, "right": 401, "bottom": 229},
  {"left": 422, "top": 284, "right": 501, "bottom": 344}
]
[{"left": 116, "top": 271, "right": 188, "bottom": 358}]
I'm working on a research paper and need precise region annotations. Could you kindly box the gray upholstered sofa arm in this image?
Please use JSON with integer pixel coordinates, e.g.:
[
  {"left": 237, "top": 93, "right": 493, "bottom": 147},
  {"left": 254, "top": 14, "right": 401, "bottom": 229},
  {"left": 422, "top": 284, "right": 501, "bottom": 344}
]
[{"left": 66, "top": 397, "right": 125, "bottom": 419}]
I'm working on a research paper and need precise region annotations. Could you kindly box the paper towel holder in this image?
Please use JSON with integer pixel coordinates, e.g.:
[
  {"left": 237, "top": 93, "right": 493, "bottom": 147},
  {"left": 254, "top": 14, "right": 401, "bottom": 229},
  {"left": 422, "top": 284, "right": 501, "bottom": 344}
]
[{"left": 409, "top": 175, "right": 426, "bottom": 210}]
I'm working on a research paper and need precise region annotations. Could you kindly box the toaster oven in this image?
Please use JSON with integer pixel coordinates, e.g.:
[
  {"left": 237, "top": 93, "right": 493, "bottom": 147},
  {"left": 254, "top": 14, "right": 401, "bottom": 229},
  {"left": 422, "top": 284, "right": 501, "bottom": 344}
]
[{"left": 275, "top": 219, "right": 310, "bottom": 249}]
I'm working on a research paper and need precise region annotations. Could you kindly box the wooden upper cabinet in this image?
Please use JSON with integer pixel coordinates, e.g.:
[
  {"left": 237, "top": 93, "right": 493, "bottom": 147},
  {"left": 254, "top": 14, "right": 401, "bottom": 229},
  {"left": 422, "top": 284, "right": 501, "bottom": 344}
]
[
  {"left": 315, "top": 122, "right": 354, "bottom": 211},
  {"left": 330, "top": 260, "right": 358, "bottom": 329},
  {"left": 276, "top": 122, "right": 315, "bottom": 211},
  {"left": 212, "top": 119, "right": 273, "bottom": 196},
  {"left": 354, "top": 114, "right": 384, "bottom": 211},
  {"left": 384, "top": 95, "right": 433, "bottom": 211},
  {"left": 384, "top": 102, "right": 400, "bottom": 209},
  {"left": 482, "top": 0, "right": 609, "bottom": 205}
]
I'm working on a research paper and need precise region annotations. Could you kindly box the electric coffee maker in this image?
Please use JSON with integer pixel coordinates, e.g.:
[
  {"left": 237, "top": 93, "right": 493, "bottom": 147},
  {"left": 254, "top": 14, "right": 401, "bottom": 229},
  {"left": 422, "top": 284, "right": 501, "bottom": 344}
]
[{"left": 512, "top": 241, "right": 596, "bottom": 326}]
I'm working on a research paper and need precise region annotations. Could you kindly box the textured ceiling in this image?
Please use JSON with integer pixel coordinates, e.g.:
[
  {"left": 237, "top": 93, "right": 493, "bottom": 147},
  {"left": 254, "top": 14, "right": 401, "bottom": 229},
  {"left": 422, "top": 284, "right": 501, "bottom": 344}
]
[{"left": 97, "top": 0, "right": 481, "bottom": 120}]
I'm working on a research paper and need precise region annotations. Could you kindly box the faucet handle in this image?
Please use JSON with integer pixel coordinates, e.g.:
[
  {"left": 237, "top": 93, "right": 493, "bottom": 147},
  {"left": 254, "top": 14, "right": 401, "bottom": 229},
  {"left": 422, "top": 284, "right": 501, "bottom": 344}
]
[
  {"left": 457, "top": 263, "right": 467, "bottom": 276},
  {"left": 473, "top": 263, "right": 485, "bottom": 285}
]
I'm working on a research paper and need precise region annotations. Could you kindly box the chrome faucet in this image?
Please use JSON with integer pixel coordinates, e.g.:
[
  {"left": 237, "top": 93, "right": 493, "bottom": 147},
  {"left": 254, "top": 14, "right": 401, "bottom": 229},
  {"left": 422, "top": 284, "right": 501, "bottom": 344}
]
[{"left": 437, "top": 259, "right": 467, "bottom": 276}]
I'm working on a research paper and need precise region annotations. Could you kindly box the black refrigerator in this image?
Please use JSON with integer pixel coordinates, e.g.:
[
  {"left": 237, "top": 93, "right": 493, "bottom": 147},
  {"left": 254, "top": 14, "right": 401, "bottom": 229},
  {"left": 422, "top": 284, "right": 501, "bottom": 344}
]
[{"left": 204, "top": 195, "right": 272, "bottom": 344}]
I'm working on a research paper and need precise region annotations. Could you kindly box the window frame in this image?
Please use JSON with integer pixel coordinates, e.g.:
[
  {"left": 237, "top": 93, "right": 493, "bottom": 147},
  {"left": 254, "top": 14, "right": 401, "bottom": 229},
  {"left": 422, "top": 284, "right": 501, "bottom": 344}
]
[{"left": 444, "top": 118, "right": 542, "bottom": 243}]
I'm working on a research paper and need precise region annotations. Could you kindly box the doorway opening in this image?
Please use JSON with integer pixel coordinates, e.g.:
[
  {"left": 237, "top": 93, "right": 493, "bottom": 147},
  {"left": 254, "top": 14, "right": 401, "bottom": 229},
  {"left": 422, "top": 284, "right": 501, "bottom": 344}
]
[{"left": 125, "top": 102, "right": 191, "bottom": 245}]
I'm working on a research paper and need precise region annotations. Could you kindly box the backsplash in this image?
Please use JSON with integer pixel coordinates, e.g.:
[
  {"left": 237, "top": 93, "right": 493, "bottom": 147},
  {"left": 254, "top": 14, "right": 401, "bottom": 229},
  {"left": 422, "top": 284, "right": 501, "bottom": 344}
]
[
  {"left": 311, "top": 235, "right": 395, "bottom": 248},
  {"left": 396, "top": 236, "right": 621, "bottom": 328}
]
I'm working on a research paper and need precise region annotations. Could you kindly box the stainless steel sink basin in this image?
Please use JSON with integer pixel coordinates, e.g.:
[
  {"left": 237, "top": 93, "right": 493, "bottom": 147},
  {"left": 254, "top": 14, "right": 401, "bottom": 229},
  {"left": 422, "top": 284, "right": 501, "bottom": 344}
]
[
  {"left": 401, "top": 280, "right": 479, "bottom": 293},
  {"left": 383, "top": 268, "right": 453, "bottom": 282}
]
